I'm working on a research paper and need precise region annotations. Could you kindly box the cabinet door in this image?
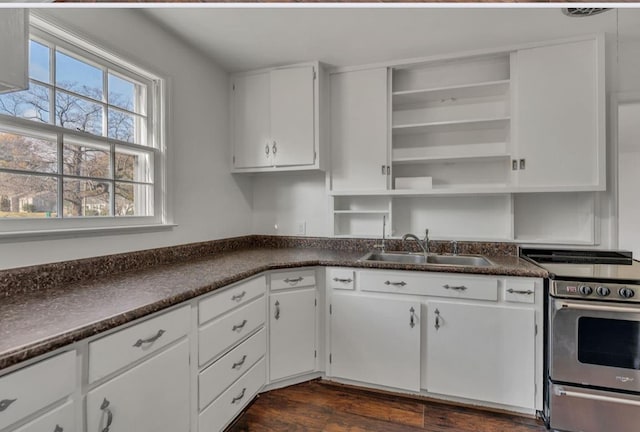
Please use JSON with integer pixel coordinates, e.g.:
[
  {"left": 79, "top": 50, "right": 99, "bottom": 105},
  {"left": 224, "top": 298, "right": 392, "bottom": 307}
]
[
  {"left": 513, "top": 39, "right": 604, "bottom": 189},
  {"left": 330, "top": 293, "right": 420, "bottom": 391},
  {"left": 232, "top": 72, "right": 272, "bottom": 169},
  {"left": 330, "top": 68, "right": 389, "bottom": 191},
  {"left": 269, "top": 288, "right": 317, "bottom": 381},
  {"left": 270, "top": 66, "right": 315, "bottom": 167},
  {"left": 425, "top": 302, "right": 535, "bottom": 409},
  {"left": 86, "top": 340, "right": 190, "bottom": 432}
]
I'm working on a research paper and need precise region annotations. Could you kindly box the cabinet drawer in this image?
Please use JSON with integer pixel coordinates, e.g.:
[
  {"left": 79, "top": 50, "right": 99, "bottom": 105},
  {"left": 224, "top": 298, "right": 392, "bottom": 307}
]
[
  {"left": 13, "top": 400, "right": 74, "bottom": 432},
  {"left": 199, "top": 276, "right": 266, "bottom": 325},
  {"left": 271, "top": 270, "right": 315, "bottom": 291},
  {"left": 504, "top": 279, "right": 536, "bottom": 304},
  {"left": 328, "top": 268, "right": 355, "bottom": 290},
  {"left": 88, "top": 305, "right": 190, "bottom": 383},
  {"left": 199, "top": 296, "right": 266, "bottom": 366},
  {"left": 199, "top": 327, "right": 266, "bottom": 411},
  {"left": 199, "top": 358, "right": 265, "bottom": 432},
  {"left": 358, "top": 270, "right": 498, "bottom": 301},
  {"left": 0, "top": 351, "right": 76, "bottom": 430}
]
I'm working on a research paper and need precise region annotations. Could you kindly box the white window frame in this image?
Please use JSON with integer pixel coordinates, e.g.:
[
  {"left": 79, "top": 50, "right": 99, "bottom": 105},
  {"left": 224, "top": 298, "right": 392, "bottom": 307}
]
[{"left": 0, "top": 14, "right": 170, "bottom": 239}]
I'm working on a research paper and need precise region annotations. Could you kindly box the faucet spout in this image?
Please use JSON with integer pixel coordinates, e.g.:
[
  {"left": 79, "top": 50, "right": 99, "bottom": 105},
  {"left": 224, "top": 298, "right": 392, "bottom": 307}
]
[{"left": 402, "top": 232, "right": 429, "bottom": 257}]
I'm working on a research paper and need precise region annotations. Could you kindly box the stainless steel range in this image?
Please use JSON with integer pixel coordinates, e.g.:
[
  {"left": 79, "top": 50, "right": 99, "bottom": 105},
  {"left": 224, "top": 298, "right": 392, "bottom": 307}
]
[{"left": 521, "top": 248, "right": 640, "bottom": 432}]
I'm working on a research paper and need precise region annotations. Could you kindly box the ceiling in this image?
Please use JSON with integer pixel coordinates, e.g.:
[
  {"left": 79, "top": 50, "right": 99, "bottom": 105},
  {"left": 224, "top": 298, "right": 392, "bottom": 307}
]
[{"left": 144, "top": 7, "right": 640, "bottom": 73}]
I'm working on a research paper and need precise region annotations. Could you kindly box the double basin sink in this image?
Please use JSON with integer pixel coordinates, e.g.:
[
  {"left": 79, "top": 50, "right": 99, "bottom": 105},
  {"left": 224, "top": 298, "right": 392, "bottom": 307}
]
[{"left": 359, "top": 251, "right": 494, "bottom": 267}]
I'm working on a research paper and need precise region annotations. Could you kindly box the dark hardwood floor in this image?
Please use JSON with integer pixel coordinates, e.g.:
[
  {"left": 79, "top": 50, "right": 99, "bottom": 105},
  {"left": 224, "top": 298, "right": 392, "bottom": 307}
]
[{"left": 226, "top": 380, "right": 547, "bottom": 432}]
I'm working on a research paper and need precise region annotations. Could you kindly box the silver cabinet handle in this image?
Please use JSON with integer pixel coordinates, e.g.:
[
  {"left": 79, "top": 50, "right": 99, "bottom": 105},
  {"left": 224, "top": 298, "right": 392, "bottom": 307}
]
[
  {"left": 512, "top": 159, "right": 518, "bottom": 171},
  {"left": 54, "top": 425, "right": 63, "bottom": 432},
  {"left": 265, "top": 143, "right": 270, "bottom": 156},
  {"left": 507, "top": 288, "right": 534, "bottom": 295},
  {"left": 231, "top": 291, "right": 246, "bottom": 302},
  {"left": 381, "top": 164, "right": 386, "bottom": 175},
  {"left": 133, "top": 329, "right": 165, "bottom": 348},
  {"left": 519, "top": 158, "right": 526, "bottom": 170},
  {"left": 274, "top": 300, "right": 280, "bottom": 320},
  {"left": 384, "top": 280, "right": 407, "bottom": 287},
  {"left": 100, "top": 398, "right": 113, "bottom": 432},
  {"left": 231, "top": 388, "right": 246, "bottom": 404},
  {"left": 232, "top": 355, "right": 247, "bottom": 370},
  {"left": 232, "top": 319, "right": 248, "bottom": 331},
  {"left": 409, "top": 307, "right": 416, "bottom": 328},
  {"left": 333, "top": 277, "right": 353, "bottom": 283},
  {"left": 443, "top": 284, "right": 467, "bottom": 291},
  {"left": 434, "top": 308, "right": 441, "bottom": 330},
  {"left": 272, "top": 141, "right": 277, "bottom": 155},
  {"left": 0, "top": 399, "right": 16, "bottom": 412},
  {"left": 284, "top": 277, "right": 304, "bottom": 284},
  {"left": 555, "top": 388, "right": 640, "bottom": 407}
]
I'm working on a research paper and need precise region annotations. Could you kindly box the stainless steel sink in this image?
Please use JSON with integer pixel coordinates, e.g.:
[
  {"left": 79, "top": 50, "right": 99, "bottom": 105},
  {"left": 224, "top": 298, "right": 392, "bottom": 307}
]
[{"left": 359, "top": 251, "right": 494, "bottom": 267}]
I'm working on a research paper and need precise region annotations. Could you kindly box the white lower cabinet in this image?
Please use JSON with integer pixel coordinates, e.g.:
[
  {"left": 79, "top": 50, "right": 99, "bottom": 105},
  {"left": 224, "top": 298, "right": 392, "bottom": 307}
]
[
  {"left": 330, "top": 293, "right": 421, "bottom": 391},
  {"left": 12, "top": 401, "right": 74, "bottom": 432},
  {"left": 199, "top": 358, "right": 266, "bottom": 432},
  {"left": 425, "top": 301, "right": 536, "bottom": 409},
  {"left": 269, "top": 288, "right": 317, "bottom": 382},
  {"left": 86, "top": 339, "right": 190, "bottom": 432}
]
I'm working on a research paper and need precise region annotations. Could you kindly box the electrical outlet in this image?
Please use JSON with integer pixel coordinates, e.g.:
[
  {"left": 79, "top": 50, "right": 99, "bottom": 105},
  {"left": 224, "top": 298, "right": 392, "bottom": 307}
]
[{"left": 296, "top": 221, "right": 306, "bottom": 235}]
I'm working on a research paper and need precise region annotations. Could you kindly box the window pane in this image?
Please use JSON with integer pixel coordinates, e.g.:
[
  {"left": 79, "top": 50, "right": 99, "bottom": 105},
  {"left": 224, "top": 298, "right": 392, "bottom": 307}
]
[
  {"left": 115, "top": 183, "right": 153, "bottom": 216},
  {"left": 0, "top": 172, "right": 57, "bottom": 218},
  {"left": 109, "top": 74, "right": 135, "bottom": 112},
  {"left": 0, "top": 130, "right": 57, "bottom": 173},
  {"left": 0, "top": 82, "right": 51, "bottom": 123},
  {"left": 29, "top": 40, "right": 50, "bottom": 83},
  {"left": 115, "top": 147, "right": 152, "bottom": 182},
  {"left": 108, "top": 108, "right": 141, "bottom": 143},
  {"left": 55, "top": 90, "right": 103, "bottom": 136},
  {"left": 56, "top": 50, "right": 103, "bottom": 101},
  {"left": 63, "top": 178, "right": 111, "bottom": 217},
  {"left": 63, "top": 139, "right": 110, "bottom": 179}
]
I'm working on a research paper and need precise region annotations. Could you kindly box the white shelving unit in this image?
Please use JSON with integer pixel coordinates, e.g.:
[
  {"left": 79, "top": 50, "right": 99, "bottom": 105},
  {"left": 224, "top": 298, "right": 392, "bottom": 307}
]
[{"left": 331, "top": 196, "right": 391, "bottom": 238}]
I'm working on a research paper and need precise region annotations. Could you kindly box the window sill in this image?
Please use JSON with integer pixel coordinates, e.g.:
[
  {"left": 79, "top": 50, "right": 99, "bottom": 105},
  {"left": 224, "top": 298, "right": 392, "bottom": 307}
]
[{"left": 0, "top": 223, "right": 177, "bottom": 242}]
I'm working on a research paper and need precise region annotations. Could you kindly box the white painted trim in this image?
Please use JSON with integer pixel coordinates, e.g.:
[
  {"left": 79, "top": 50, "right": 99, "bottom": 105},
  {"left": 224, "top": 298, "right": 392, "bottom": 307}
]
[{"left": 0, "top": 223, "right": 177, "bottom": 242}]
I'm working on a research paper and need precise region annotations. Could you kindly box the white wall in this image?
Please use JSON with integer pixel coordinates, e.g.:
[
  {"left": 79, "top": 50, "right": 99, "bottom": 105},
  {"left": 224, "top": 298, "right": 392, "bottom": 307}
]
[
  {"left": 618, "top": 102, "right": 640, "bottom": 257},
  {"left": 0, "top": 9, "right": 253, "bottom": 270}
]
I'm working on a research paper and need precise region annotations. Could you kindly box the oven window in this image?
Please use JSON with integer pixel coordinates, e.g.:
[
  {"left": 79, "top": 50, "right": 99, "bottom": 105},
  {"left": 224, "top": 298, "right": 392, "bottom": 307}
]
[{"left": 578, "top": 317, "right": 640, "bottom": 369}]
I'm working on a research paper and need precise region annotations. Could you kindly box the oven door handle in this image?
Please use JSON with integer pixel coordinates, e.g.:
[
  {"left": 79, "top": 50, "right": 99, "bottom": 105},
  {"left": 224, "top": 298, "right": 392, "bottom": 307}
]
[
  {"left": 555, "top": 388, "right": 640, "bottom": 407},
  {"left": 557, "top": 301, "right": 640, "bottom": 315}
]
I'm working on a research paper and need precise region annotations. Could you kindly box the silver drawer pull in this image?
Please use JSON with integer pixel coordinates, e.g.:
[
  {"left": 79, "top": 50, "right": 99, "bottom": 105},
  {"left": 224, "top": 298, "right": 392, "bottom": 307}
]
[
  {"left": 232, "top": 319, "right": 248, "bottom": 331},
  {"left": 231, "top": 291, "right": 246, "bottom": 302},
  {"left": 100, "top": 398, "right": 113, "bottom": 432},
  {"left": 232, "top": 355, "right": 247, "bottom": 370},
  {"left": 54, "top": 425, "right": 64, "bottom": 432},
  {"left": 133, "top": 329, "right": 166, "bottom": 348},
  {"left": 231, "top": 388, "right": 246, "bottom": 404},
  {"left": 274, "top": 300, "right": 280, "bottom": 320},
  {"left": 443, "top": 284, "right": 467, "bottom": 291},
  {"left": 409, "top": 307, "right": 416, "bottom": 328},
  {"left": 0, "top": 399, "right": 16, "bottom": 412},
  {"left": 284, "top": 277, "right": 304, "bottom": 284},
  {"left": 333, "top": 277, "right": 353, "bottom": 283},
  {"left": 384, "top": 280, "right": 407, "bottom": 287},
  {"left": 507, "top": 288, "right": 534, "bottom": 295},
  {"left": 434, "top": 308, "right": 441, "bottom": 330}
]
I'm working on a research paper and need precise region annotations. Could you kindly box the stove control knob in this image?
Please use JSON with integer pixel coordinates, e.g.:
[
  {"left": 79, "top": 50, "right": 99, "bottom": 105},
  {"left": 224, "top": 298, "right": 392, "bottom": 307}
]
[
  {"left": 596, "top": 286, "right": 611, "bottom": 297},
  {"left": 579, "top": 285, "right": 593, "bottom": 296},
  {"left": 619, "top": 287, "right": 635, "bottom": 299}
]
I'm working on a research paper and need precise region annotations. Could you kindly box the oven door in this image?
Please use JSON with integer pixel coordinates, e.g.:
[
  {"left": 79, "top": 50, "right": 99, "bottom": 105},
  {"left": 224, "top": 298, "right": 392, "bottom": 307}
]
[{"left": 550, "top": 298, "right": 640, "bottom": 392}]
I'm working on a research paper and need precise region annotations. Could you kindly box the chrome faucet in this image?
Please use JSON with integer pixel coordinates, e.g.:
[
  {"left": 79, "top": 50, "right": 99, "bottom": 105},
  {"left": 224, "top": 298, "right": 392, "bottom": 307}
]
[
  {"left": 374, "top": 215, "right": 387, "bottom": 253},
  {"left": 402, "top": 229, "right": 430, "bottom": 257}
]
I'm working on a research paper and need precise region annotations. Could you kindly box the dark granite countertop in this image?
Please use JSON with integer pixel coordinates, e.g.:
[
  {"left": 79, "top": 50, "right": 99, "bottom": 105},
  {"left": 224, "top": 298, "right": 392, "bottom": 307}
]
[{"left": 0, "top": 238, "right": 547, "bottom": 372}]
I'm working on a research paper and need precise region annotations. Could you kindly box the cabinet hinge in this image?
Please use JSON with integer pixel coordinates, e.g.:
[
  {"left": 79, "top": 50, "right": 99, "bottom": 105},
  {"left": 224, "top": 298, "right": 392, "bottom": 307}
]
[
  {"left": 329, "top": 304, "right": 332, "bottom": 315},
  {"left": 232, "top": 155, "right": 235, "bottom": 164},
  {"left": 314, "top": 150, "right": 317, "bottom": 163},
  {"left": 313, "top": 70, "right": 317, "bottom": 80},
  {"left": 535, "top": 324, "right": 538, "bottom": 336},
  {"left": 314, "top": 350, "right": 317, "bottom": 358},
  {"left": 329, "top": 353, "right": 332, "bottom": 364},
  {"left": 232, "top": 83, "right": 235, "bottom": 91},
  {"left": 535, "top": 383, "right": 537, "bottom": 395},
  {"left": 315, "top": 298, "right": 317, "bottom": 307}
]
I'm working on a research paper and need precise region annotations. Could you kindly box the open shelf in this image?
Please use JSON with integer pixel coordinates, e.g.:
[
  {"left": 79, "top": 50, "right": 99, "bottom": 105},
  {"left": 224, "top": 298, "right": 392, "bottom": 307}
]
[
  {"left": 392, "top": 80, "right": 509, "bottom": 109},
  {"left": 333, "top": 210, "right": 389, "bottom": 214},
  {"left": 392, "top": 117, "right": 510, "bottom": 135},
  {"left": 393, "top": 152, "right": 510, "bottom": 165}
]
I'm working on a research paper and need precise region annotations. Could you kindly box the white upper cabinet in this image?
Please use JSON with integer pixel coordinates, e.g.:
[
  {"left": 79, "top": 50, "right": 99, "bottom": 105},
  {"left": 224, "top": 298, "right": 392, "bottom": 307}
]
[
  {"left": 511, "top": 37, "right": 605, "bottom": 191},
  {"left": 0, "top": 9, "right": 29, "bottom": 94},
  {"left": 330, "top": 68, "right": 390, "bottom": 192},
  {"left": 231, "top": 63, "right": 325, "bottom": 172}
]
